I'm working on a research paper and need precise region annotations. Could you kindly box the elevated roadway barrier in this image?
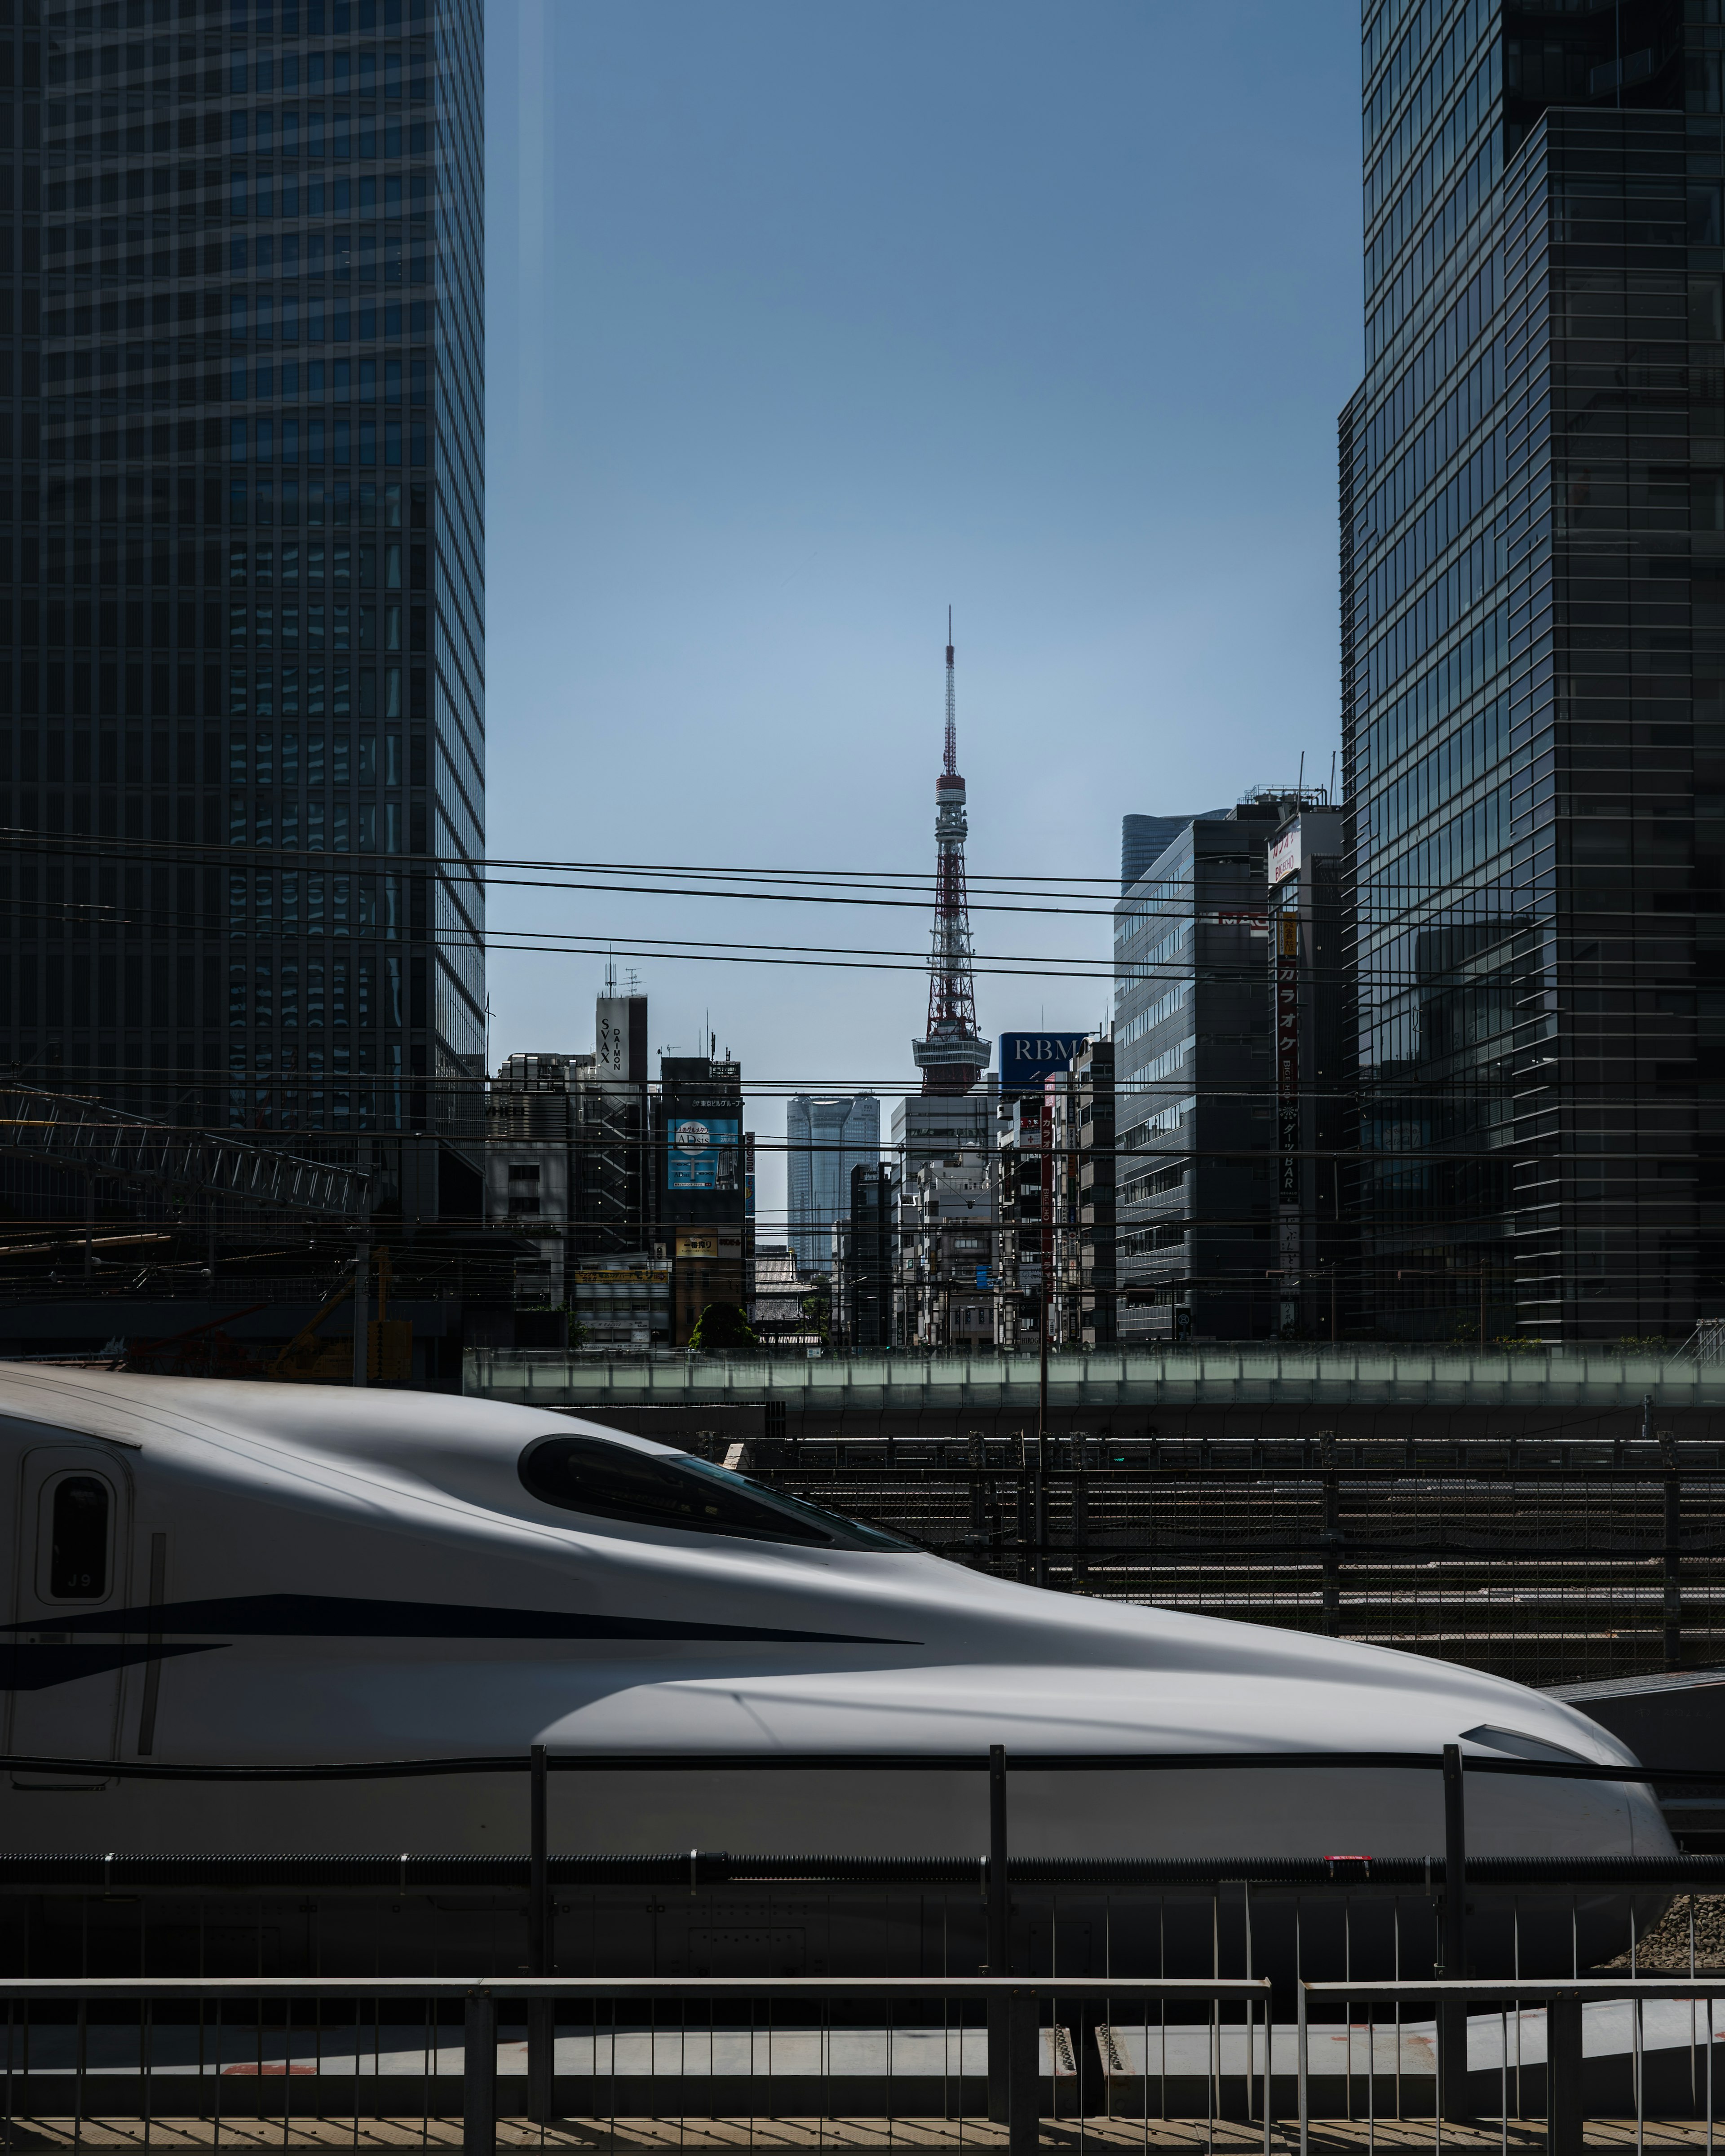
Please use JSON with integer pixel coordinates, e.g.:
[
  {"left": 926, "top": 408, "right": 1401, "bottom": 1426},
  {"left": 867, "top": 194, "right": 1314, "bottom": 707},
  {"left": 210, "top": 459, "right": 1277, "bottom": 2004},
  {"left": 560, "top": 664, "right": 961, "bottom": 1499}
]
[{"left": 465, "top": 1343, "right": 1725, "bottom": 1435}]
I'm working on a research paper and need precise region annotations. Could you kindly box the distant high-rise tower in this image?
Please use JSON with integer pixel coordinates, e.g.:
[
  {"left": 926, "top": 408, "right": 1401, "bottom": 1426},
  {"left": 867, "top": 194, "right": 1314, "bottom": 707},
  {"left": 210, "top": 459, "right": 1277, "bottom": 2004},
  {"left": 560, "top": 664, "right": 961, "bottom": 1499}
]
[
  {"left": 785, "top": 1092, "right": 879, "bottom": 1272},
  {"left": 912, "top": 618, "right": 990, "bottom": 1095}
]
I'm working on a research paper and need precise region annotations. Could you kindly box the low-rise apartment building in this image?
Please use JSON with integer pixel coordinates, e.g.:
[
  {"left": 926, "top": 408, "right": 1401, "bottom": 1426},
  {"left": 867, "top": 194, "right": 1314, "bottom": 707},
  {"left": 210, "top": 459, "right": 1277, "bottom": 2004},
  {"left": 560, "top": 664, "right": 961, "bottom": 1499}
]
[{"left": 898, "top": 1150, "right": 1000, "bottom": 1348}]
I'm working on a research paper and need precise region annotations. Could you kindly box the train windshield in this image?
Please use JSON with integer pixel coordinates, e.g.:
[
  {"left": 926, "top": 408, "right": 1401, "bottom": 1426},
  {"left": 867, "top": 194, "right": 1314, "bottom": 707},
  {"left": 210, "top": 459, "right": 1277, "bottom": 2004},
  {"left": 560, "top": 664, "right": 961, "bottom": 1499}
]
[{"left": 518, "top": 1435, "right": 914, "bottom": 1551}]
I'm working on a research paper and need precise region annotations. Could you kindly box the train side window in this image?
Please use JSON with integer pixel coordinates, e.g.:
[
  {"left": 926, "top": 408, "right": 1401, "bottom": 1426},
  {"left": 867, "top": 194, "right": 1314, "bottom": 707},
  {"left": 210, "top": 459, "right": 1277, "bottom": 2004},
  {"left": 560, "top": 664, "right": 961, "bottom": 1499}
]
[
  {"left": 48, "top": 1475, "right": 111, "bottom": 1600},
  {"left": 518, "top": 1435, "right": 912, "bottom": 1551}
]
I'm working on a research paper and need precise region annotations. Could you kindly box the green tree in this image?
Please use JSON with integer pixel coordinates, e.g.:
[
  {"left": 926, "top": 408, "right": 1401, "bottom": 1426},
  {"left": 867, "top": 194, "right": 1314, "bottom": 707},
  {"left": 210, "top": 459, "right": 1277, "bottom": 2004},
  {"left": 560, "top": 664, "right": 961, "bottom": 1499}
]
[
  {"left": 688, "top": 1302, "right": 759, "bottom": 1354},
  {"left": 800, "top": 1283, "right": 831, "bottom": 1343}
]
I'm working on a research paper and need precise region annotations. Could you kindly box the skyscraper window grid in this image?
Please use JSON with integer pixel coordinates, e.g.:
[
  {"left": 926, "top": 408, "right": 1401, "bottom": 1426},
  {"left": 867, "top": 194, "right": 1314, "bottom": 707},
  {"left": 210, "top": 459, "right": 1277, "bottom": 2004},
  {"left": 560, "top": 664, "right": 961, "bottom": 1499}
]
[
  {"left": 1, "top": 0, "right": 484, "bottom": 1175},
  {"left": 1343, "top": 0, "right": 1712, "bottom": 1342}
]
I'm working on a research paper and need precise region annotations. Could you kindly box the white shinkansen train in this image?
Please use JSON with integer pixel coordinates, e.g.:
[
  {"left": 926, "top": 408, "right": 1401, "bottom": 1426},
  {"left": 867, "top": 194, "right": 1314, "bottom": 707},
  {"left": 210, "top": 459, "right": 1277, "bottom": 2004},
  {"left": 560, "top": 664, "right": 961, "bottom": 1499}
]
[{"left": 0, "top": 1363, "right": 1670, "bottom": 1871}]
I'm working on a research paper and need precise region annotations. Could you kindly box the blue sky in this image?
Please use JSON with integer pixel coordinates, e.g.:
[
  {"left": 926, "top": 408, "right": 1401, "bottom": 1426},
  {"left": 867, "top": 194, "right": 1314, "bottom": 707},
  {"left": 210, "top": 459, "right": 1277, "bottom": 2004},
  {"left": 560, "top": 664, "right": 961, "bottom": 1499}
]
[{"left": 482, "top": 1, "right": 1361, "bottom": 1233}]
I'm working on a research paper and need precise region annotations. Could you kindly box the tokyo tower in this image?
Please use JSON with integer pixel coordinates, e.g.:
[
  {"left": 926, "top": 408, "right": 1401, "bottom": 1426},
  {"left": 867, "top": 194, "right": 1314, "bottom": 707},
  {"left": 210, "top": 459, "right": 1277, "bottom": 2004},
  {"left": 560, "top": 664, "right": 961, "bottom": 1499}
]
[{"left": 912, "top": 614, "right": 991, "bottom": 1095}]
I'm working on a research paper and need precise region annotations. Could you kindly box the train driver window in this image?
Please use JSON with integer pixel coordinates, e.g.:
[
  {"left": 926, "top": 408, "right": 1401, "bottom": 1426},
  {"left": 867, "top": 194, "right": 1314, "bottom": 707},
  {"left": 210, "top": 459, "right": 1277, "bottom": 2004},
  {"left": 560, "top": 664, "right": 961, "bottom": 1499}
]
[
  {"left": 1458, "top": 1723, "right": 1588, "bottom": 1765},
  {"left": 47, "top": 1474, "right": 111, "bottom": 1601},
  {"left": 518, "top": 1435, "right": 912, "bottom": 1551}
]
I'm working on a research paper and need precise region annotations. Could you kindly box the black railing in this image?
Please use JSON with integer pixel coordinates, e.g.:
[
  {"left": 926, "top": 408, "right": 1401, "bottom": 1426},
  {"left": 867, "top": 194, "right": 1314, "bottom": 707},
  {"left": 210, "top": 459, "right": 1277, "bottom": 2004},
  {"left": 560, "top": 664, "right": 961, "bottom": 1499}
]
[
  {"left": 1, "top": 1970, "right": 1722, "bottom": 2148},
  {"left": 0, "top": 1972, "right": 1274, "bottom": 2154},
  {"left": 5, "top": 1741, "right": 1722, "bottom": 2131}
]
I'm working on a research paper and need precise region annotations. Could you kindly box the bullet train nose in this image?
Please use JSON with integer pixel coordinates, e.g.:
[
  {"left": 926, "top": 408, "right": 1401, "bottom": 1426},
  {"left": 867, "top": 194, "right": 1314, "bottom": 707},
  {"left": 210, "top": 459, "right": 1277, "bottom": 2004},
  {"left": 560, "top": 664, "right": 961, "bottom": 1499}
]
[
  {"left": 0, "top": 1372, "right": 1668, "bottom": 1899},
  {"left": 533, "top": 1569, "right": 1668, "bottom": 1865}
]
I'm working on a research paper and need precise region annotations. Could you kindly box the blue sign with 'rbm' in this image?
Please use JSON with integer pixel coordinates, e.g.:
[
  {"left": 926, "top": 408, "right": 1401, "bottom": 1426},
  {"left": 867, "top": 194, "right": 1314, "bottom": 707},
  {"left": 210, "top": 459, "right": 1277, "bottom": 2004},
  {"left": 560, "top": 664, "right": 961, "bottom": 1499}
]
[{"left": 999, "top": 1032, "right": 1089, "bottom": 1096}]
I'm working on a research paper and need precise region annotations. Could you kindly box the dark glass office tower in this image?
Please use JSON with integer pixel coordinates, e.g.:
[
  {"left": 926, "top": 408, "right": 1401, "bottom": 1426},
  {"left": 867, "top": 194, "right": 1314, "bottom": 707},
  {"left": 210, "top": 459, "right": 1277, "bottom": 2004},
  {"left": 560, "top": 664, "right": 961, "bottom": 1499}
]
[
  {"left": 0, "top": 0, "right": 483, "bottom": 1204},
  {"left": 1343, "top": 0, "right": 1725, "bottom": 1342},
  {"left": 1113, "top": 799, "right": 1291, "bottom": 1343}
]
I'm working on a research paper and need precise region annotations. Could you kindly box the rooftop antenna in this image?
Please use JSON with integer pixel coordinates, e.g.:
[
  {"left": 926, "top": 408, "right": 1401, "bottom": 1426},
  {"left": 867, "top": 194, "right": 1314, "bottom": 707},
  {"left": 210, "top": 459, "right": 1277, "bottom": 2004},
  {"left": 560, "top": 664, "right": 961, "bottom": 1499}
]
[
  {"left": 943, "top": 605, "right": 957, "bottom": 778},
  {"left": 1330, "top": 749, "right": 1338, "bottom": 803},
  {"left": 1297, "top": 750, "right": 1305, "bottom": 797}
]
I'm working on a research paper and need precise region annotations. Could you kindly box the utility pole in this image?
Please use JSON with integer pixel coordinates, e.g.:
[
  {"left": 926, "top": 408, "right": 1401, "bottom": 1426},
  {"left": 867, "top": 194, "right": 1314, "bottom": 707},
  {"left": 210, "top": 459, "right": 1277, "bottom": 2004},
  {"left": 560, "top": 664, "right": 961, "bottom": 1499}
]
[
  {"left": 1034, "top": 1128, "right": 1051, "bottom": 1588},
  {"left": 1037, "top": 1240, "right": 1049, "bottom": 1444},
  {"left": 351, "top": 1240, "right": 370, "bottom": 1387},
  {"left": 352, "top": 1136, "right": 372, "bottom": 1388},
  {"left": 1034, "top": 1269, "right": 1049, "bottom": 1590},
  {"left": 1650, "top": 1391, "right": 1683, "bottom": 1671}
]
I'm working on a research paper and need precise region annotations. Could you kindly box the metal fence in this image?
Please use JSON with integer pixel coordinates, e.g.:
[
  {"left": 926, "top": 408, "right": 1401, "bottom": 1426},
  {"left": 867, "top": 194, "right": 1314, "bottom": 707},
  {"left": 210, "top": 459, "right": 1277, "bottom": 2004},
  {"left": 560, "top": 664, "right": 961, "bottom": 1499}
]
[
  {"left": 1295, "top": 1976, "right": 1725, "bottom": 2153},
  {"left": 4, "top": 1971, "right": 1725, "bottom": 2149},
  {"left": 9, "top": 1747, "right": 1725, "bottom": 2143},
  {"left": 0, "top": 1973, "right": 1270, "bottom": 2151}
]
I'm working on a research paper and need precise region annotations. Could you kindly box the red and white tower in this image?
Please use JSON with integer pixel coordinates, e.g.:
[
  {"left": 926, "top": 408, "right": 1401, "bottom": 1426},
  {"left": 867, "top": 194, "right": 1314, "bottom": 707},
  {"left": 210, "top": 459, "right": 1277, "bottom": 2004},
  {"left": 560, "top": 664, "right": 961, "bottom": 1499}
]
[{"left": 912, "top": 616, "right": 991, "bottom": 1095}]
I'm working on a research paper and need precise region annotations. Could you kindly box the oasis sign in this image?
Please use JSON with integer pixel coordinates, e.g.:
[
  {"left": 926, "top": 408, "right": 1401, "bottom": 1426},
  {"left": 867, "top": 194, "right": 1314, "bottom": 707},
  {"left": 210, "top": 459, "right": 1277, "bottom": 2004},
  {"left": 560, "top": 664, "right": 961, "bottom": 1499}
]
[{"left": 999, "top": 1031, "right": 1089, "bottom": 1096}]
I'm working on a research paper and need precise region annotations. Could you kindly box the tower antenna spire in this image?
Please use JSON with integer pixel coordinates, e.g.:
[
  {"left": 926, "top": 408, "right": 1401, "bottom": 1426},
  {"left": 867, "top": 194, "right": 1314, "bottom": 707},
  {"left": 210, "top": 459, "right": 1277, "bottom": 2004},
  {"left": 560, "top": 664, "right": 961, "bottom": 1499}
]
[
  {"left": 913, "top": 616, "right": 991, "bottom": 1096},
  {"left": 944, "top": 607, "right": 957, "bottom": 778}
]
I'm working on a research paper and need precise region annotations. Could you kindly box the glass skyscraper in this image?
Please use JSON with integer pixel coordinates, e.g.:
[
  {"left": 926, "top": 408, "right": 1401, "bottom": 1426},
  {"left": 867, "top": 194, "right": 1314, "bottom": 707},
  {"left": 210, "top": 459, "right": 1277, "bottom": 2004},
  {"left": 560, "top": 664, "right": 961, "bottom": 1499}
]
[
  {"left": 1113, "top": 799, "right": 1294, "bottom": 1343},
  {"left": 1344, "top": 0, "right": 1723, "bottom": 1341},
  {"left": 786, "top": 1092, "right": 879, "bottom": 1275},
  {"left": 1, "top": 0, "right": 483, "bottom": 1201}
]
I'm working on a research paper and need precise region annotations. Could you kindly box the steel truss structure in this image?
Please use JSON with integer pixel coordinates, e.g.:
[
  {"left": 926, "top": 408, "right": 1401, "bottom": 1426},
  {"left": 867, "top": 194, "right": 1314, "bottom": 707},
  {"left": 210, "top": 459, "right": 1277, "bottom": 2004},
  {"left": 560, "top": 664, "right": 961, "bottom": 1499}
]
[{"left": 0, "top": 1079, "right": 367, "bottom": 1218}]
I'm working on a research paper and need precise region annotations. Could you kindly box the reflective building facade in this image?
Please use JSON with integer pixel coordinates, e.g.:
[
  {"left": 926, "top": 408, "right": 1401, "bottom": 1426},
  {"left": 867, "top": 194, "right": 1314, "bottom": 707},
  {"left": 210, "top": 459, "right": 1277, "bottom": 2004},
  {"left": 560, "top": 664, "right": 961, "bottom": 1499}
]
[
  {"left": 1113, "top": 800, "right": 1289, "bottom": 1342},
  {"left": 1, "top": 0, "right": 484, "bottom": 1211},
  {"left": 785, "top": 1091, "right": 878, "bottom": 1274},
  {"left": 1344, "top": 0, "right": 1725, "bottom": 1340}
]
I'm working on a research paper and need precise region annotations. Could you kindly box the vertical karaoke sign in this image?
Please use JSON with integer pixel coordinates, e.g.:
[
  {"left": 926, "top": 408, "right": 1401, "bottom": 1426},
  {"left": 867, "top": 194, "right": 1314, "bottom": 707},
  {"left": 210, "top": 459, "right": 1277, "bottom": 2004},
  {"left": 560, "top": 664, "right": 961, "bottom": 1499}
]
[
  {"left": 1276, "top": 911, "right": 1302, "bottom": 1326},
  {"left": 1276, "top": 913, "right": 1300, "bottom": 1197}
]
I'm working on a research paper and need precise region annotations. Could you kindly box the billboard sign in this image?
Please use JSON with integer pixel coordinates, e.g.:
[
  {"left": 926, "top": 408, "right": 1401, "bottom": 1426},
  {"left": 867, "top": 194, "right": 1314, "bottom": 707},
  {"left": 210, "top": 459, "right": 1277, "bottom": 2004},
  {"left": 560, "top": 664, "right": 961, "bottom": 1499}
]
[
  {"left": 668, "top": 1115, "right": 741, "bottom": 1190},
  {"left": 595, "top": 997, "right": 636, "bottom": 1080},
  {"left": 1268, "top": 824, "right": 1301, "bottom": 887},
  {"left": 675, "top": 1231, "right": 743, "bottom": 1261},
  {"left": 999, "top": 1031, "right": 1088, "bottom": 1097}
]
